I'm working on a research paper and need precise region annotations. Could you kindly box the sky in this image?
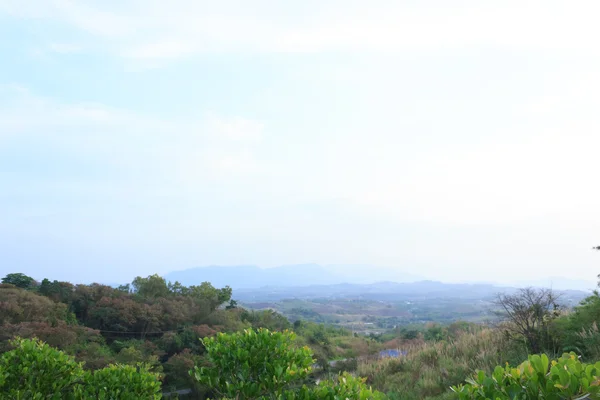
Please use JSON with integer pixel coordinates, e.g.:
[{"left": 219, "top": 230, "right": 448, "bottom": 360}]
[{"left": 1, "top": 0, "right": 599, "bottom": 285}]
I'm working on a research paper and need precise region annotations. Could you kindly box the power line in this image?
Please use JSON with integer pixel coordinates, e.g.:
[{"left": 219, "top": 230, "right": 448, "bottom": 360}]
[{"left": 93, "top": 327, "right": 187, "bottom": 335}]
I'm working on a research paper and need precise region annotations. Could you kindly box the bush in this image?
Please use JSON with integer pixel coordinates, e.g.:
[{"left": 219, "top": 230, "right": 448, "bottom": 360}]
[
  {"left": 76, "top": 363, "right": 162, "bottom": 400},
  {"left": 452, "top": 352, "right": 600, "bottom": 399},
  {"left": 0, "top": 337, "right": 85, "bottom": 398},
  {"left": 192, "top": 328, "right": 387, "bottom": 399},
  {"left": 286, "top": 373, "right": 387, "bottom": 400},
  {"left": 192, "top": 328, "right": 314, "bottom": 399},
  {"left": 0, "top": 338, "right": 162, "bottom": 399}
]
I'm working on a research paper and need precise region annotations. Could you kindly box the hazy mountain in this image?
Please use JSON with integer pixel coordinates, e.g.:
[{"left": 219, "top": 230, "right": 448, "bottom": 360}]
[
  {"left": 164, "top": 264, "right": 426, "bottom": 289},
  {"left": 232, "top": 280, "right": 589, "bottom": 307}
]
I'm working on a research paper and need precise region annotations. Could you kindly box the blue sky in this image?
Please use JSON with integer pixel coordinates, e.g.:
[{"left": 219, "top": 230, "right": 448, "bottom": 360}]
[{"left": 1, "top": 1, "right": 599, "bottom": 284}]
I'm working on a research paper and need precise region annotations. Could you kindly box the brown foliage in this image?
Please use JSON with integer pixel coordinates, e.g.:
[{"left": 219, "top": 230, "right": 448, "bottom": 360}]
[
  {"left": 0, "top": 321, "right": 102, "bottom": 352},
  {"left": 0, "top": 287, "right": 69, "bottom": 324}
]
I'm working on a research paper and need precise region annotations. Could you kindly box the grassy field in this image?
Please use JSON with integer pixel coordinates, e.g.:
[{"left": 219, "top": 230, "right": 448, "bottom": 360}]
[{"left": 357, "top": 327, "right": 529, "bottom": 400}]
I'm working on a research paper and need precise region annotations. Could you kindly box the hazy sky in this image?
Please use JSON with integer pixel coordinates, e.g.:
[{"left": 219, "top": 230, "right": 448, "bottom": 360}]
[{"left": 1, "top": 1, "right": 599, "bottom": 284}]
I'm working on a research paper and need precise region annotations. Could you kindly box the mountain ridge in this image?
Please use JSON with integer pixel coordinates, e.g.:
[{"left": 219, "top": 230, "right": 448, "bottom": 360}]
[{"left": 164, "top": 264, "right": 425, "bottom": 289}]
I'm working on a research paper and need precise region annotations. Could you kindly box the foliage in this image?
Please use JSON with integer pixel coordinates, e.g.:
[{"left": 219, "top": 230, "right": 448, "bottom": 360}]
[
  {"left": 1, "top": 273, "right": 35, "bottom": 289},
  {"left": 452, "top": 352, "right": 600, "bottom": 400},
  {"left": 188, "top": 282, "right": 233, "bottom": 312},
  {"left": 76, "top": 363, "right": 162, "bottom": 400},
  {"left": 284, "top": 373, "right": 387, "bottom": 400},
  {"left": 578, "top": 322, "right": 600, "bottom": 361},
  {"left": 358, "top": 327, "right": 526, "bottom": 400},
  {"left": 193, "top": 328, "right": 314, "bottom": 399},
  {"left": 114, "top": 344, "right": 163, "bottom": 372},
  {"left": 132, "top": 274, "right": 171, "bottom": 299},
  {"left": 0, "top": 338, "right": 162, "bottom": 399},
  {"left": 164, "top": 349, "right": 209, "bottom": 396},
  {"left": 495, "top": 287, "right": 561, "bottom": 353},
  {"left": 38, "top": 278, "right": 75, "bottom": 303},
  {"left": 0, "top": 337, "right": 85, "bottom": 399},
  {"left": 242, "top": 309, "right": 292, "bottom": 331},
  {"left": 0, "top": 321, "right": 103, "bottom": 353},
  {"left": 554, "top": 291, "right": 600, "bottom": 359},
  {"left": 0, "top": 286, "right": 70, "bottom": 324}
]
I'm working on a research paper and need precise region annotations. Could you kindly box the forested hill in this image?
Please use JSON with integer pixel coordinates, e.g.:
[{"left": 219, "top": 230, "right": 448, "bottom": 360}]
[
  {"left": 0, "top": 272, "right": 382, "bottom": 395},
  {"left": 3, "top": 270, "right": 600, "bottom": 399}
]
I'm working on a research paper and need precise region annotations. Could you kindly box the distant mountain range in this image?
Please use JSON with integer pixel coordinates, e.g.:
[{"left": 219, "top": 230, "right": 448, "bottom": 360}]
[
  {"left": 163, "top": 264, "right": 596, "bottom": 295},
  {"left": 231, "top": 280, "right": 589, "bottom": 306},
  {"left": 164, "top": 264, "right": 425, "bottom": 289}
]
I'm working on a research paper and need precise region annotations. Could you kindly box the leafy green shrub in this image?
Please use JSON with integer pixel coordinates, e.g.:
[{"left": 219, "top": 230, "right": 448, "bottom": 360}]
[
  {"left": 193, "top": 328, "right": 387, "bottom": 399},
  {"left": 76, "top": 363, "right": 162, "bottom": 399},
  {"left": 285, "top": 373, "right": 387, "bottom": 399},
  {"left": 0, "top": 338, "right": 162, "bottom": 399},
  {"left": 0, "top": 337, "right": 85, "bottom": 398},
  {"left": 452, "top": 352, "right": 600, "bottom": 399},
  {"left": 192, "top": 328, "right": 314, "bottom": 399}
]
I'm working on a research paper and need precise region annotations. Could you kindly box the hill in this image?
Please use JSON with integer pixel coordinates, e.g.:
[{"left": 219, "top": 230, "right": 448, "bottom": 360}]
[{"left": 164, "top": 264, "right": 425, "bottom": 289}]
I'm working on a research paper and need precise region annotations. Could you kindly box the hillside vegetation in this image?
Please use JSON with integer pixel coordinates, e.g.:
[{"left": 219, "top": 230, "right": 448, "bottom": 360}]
[{"left": 2, "top": 270, "right": 600, "bottom": 399}]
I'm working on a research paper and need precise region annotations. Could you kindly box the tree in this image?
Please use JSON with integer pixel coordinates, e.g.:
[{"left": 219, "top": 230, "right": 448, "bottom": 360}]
[
  {"left": 242, "top": 309, "right": 291, "bottom": 331},
  {"left": 168, "top": 280, "right": 187, "bottom": 295},
  {"left": 132, "top": 274, "right": 170, "bottom": 299},
  {"left": 192, "top": 328, "right": 314, "bottom": 399},
  {"left": 164, "top": 349, "right": 207, "bottom": 395},
  {"left": 495, "top": 287, "right": 560, "bottom": 353},
  {"left": 2, "top": 273, "right": 35, "bottom": 289},
  {"left": 0, "top": 321, "right": 102, "bottom": 353},
  {"left": 226, "top": 299, "right": 238, "bottom": 310},
  {"left": 188, "top": 282, "right": 232, "bottom": 311},
  {"left": 0, "top": 285, "right": 70, "bottom": 324}
]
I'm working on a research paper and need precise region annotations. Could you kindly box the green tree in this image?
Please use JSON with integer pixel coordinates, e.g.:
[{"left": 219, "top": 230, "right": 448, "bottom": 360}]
[
  {"left": 132, "top": 274, "right": 170, "bottom": 299},
  {"left": 2, "top": 273, "right": 35, "bottom": 289},
  {"left": 188, "top": 282, "right": 232, "bottom": 311},
  {"left": 242, "top": 309, "right": 291, "bottom": 331},
  {"left": 192, "top": 328, "right": 314, "bottom": 399}
]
